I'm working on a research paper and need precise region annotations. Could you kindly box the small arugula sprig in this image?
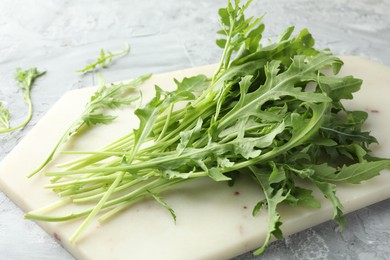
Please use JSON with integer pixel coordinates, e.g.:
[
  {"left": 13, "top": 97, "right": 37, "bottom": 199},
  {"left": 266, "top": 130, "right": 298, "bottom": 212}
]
[
  {"left": 28, "top": 72, "right": 151, "bottom": 177},
  {"left": 0, "top": 102, "right": 10, "bottom": 129},
  {"left": 0, "top": 67, "right": 46, "bottom": 135},
  {"left": 76, "top": 43, "right": 130, "bottom": 73},
  {"left": 26, "top": 0, "right": 390, "bottom": 255}
]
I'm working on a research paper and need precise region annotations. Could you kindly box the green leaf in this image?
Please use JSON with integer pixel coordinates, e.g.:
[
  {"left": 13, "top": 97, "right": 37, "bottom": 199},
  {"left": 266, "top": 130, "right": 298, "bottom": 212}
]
[
  {"left": 319, "top": 75, "right": 362, "bottom": 101},
  {"left": 14, "top": 67, "right": 46, "bottom": 101},
  {"left": 252, "top": 200, "right": 266, "bottom": 216},
  {"left": 76, "top": 42, "right": 130, "bottom": 73},
  {"left": 269, "top": 162, "right": 286, "bottom": 184},
  {"left": 82, "top": 114, "right": 117, "bottom": 126},
  {"left": 312, "top": 180, "right": 345, "bottom": 228},
  {"left": 148, "top": 190, "right": 177, "bottom": 223},
  {"left": 177, "top": 118, "right": 203, "bottom": 154},
  {"left": 216, "top": 38, "right": 227, "bottom": 48},
  {"left": 310, "top": 136, "right": 338, "bottom": 146},
  {"left": 231, "top": 27, "right": 320, "bottom": 67},
  {"left": 218, "top": 7, "right": 230, "bottom": 27},
  {"left": 288, "top": 186, "right": 321, "bottom": 208},
  {"left": 173, "top": 74, "right": 209, "bottom": 92},
  {"left": 0, "top": 102, "right": 10, "bottom": 129},
  {"left": 246, "top": 22, "right": 265, "bottom": 52},
  {"left": 162, "top": 169, "right": 193, "bottom": 180},
  {"left": 290, "top": 167, "right": 315, "bottom": 179},
  {"left": 1, "top": 67, "right": 45, "bottom": 135},
  {"left": 132, "top": 86, "right": 167, "bottom": 160},
  {"left": 233, "top": 136, "right": 262, "bottom": 160},
  {"left": 278, "top": 26, "right": 295, "bottom": 41},
  {"left": 208, "top": 167, "right": 231, "bottom": 181},
  {"left": 230, "top": 121, "right": 285, "bottom": 159},
  {"left": 217, "top": 157, "right": 234, "bottom": 168},
  {"left": 314, "top": 160, "right": 390, "bottom": 184},
  {"left": 250, "top": 165, "right": 289, "bottom": 255}
]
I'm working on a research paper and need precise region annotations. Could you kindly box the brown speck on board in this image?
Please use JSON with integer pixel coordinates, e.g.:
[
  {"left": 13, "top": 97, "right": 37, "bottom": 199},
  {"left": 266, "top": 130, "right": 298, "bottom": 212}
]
[
  {"left": 243, "top": 206, "right": 247, "bottom": 209},
  {"left": 53, "top": 232, "right": 61, "bottom": 242},
  {"left": 234, "top": 191, "right": 240, "bottom": 196},
  {"left": 370, "top": 109, "right": 379, "bottom": 113}
]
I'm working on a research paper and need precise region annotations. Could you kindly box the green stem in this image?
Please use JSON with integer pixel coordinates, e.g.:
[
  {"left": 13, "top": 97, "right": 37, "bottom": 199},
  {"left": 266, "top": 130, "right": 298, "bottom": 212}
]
[
  {"left": 69, "top": 171, "right": 124, "bottom": 242},
  {"left": 27, "top": 120, "right": 85, "bottom": 178},
  {"left": 156, "top": 103, "right": 174, "bottom": 141},
  {"left": 0, "top": 98, "right": 33, "bottom": 134},
  {"left": 212, "top": 18, "right": 235, "bottom": 83}
]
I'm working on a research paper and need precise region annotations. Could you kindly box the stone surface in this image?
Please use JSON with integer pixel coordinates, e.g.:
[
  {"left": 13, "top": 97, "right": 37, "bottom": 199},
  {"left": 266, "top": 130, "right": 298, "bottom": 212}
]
[{"left": 0, "top": 0, "right": 389, "bottom": 259}]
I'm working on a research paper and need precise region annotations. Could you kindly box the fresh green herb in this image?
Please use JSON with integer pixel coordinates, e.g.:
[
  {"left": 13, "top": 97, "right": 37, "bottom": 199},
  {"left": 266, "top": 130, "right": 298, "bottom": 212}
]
[
  {"left": 0, "top": 102, "right": 10, "bottom": 129},
  {"left": 76, "top": 43, "right": 130, "bottom": 73},
  {"left": 0, "top": 67, "right": 46, "bottom": 135},
  {"left": 27, "top": 73, "right": 152, "bottom": 177},
  {"left": 26, "top": 0, "right": 390, "bottom": 255}
]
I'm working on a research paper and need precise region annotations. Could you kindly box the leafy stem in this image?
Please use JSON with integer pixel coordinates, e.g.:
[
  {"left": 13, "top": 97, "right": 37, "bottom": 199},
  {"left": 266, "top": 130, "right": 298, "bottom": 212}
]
[
  {"left": 0, "top": 102, "right": 10, "bottom": 129},
  {"left": 76, "top": 43, "right": 131, "bottom": 73},
  {"left": 0, "top": 67, "right": 46, "bottom": 135},
  {"left": 28, "top": 73, "right": 151, "bottom": 177}
]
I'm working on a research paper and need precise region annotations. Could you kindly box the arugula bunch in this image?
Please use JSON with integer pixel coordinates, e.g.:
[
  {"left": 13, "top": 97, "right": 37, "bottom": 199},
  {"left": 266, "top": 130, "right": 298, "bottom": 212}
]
[{"left": 26, "top": 0, "right": 390, "bottom": 255}]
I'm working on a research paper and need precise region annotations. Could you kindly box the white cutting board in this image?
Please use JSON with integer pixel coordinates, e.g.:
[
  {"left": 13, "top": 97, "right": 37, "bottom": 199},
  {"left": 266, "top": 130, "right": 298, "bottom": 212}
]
[{"left": 0, "top": 56, "right": 389, "bottom": 260}]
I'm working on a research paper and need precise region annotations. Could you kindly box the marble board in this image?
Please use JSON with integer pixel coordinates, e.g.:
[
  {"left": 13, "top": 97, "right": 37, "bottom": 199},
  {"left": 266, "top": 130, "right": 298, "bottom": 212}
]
[{"left": 0, "top": 56, "right": 389, "bottom": 260}]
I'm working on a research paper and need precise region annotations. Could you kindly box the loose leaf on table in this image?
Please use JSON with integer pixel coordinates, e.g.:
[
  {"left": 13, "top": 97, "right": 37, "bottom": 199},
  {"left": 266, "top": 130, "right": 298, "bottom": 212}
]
[
  {"left": 0, "top": 102, "right": 10, "bottom": 129},
  {"left": 0, "top": 67, "right": 46, "bottom": 135},
  {"left": 148, "top": 190, "right": 177, "bottom": 223},
  {"left": 76, "top": 42, "right": 130, "bottom": 73}
]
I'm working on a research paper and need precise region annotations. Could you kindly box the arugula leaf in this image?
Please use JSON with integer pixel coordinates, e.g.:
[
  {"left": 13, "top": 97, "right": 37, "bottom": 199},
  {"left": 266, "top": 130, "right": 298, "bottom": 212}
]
[
  {"left": 177, "top": 118, "right": 203, "bottom": 154},
  {"left": 312, "top": 180, "right": 345, "bottom": 228},
  {"left": 250, "top": 165, "right": 289, "bottom": 255},
  {"left": 14, "top": 67, "right": 46, "bottom": 100},
  {"left": 312, "top": 160, "right": 390, "bottom": 184},
  {"left": 319, "top": 75, "right": 362, "bottom": 101},
  {"left": 286, "top": 186, "right": 321, "bottom": 208},
  {"left": 173, "top": 75, "right": 209, "bottom": 92},
  {"left": 231, "top": 27, "right": 319, "bottom": 67},
  {"left": 0, "top": 102, "right": 10, "bottom": 129},
  {"left": 82, "top": 114, "right": 117, "bottom": 126},
  {"left": 76, "top": 43, "right": 130, "bottom": 73},
  {"left": 148, "top": 190, "right": 177, "bottom": 223},
  {"left": 0, "top": 67, "right": 46, "bottom": 135},
  {"left": 214, "top": 0, "right": 263, "bottom": 80}
]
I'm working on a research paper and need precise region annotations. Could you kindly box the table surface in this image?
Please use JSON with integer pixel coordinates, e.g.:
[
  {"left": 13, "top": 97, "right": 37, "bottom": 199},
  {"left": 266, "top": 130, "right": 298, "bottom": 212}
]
[{"left": 1, "top": 0, "right": 389, "bottom": 259}]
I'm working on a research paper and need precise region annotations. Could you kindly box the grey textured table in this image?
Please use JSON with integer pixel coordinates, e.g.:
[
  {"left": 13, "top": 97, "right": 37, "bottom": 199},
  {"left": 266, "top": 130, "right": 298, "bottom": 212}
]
[{"left": 1, "top": 0, "right": 390, "bottom": 259}]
